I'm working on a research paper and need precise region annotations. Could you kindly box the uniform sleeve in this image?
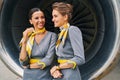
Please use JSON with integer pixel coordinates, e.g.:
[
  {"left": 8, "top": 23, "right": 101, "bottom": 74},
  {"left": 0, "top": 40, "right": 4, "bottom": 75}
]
[
  {"left": 69, "top": 26, "right": 85, "bottom": 66},
  {"left": 19, "top": 55, "right": 29, "bottom": 66},
  {"left": 40, "top": 33, "right": 57, "bottom": 67}
]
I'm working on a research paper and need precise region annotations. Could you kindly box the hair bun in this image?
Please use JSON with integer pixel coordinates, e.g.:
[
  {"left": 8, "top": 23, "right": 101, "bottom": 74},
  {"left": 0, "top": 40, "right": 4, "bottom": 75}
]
[{"left": 66, "top": 4, "right": 73, "bottom": 13}]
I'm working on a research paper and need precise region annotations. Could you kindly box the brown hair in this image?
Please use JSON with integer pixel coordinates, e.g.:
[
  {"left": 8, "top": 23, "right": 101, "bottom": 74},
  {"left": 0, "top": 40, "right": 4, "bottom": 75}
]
[
  {"left": 28, "top": 8, "right": 44, "bottom": 20},
  {"left": 52, "top": 2, "right": 73, "bottom": 22}
]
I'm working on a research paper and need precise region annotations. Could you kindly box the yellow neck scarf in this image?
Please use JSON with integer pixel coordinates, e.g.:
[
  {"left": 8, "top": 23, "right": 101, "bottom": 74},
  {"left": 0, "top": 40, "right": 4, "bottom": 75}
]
[
  {"left": 20, "top": 27, "right": 46, "bottom": 57},
  {"left": 56, "top": 23, "right": 69, "bottom": 50}
]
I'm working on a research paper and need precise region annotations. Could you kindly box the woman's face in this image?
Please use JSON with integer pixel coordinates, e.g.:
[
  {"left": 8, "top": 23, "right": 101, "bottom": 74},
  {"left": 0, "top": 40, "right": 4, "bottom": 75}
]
[
  {"left": 29, "top": 11, "right": 45, "bottom": 30},
  {"left": 52, "top": 9, "right": 68, "bottom": 27}
]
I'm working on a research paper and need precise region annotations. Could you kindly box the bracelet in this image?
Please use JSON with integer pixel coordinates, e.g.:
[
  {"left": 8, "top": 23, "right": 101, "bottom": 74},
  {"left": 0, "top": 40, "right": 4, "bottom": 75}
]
[
  {"left": 26, "top": 64, "right": 30, "bottom": 69},
  {"left": 56, "top": 66, "right": 60, "bottom": 70}
]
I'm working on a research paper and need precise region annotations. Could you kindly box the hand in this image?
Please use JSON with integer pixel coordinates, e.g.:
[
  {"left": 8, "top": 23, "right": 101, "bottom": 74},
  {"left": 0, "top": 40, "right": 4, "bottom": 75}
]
[
  {"left": 29, "top": 63, "right": 43, "bottom": 69},
  {"left": 22, "top": 27, "right": 34, "bottom": 43},
  {"left": 23, "top": 27, "right": 34, "bottom": 38},
  {"left": 50, "top": 66, "right": 58, "bottom": 75},
  {"left": 52, "top": 70, "right": 62, "bottom": 78}
]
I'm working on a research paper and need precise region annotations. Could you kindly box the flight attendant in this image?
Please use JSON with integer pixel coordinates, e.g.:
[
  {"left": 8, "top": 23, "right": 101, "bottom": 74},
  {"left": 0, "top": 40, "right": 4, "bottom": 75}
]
[
  {"left": 19, "top": 8, "right": 57, "bottom": 80},
  {"left": 50, "top": 2, "right": 85, "bottom": 80}
]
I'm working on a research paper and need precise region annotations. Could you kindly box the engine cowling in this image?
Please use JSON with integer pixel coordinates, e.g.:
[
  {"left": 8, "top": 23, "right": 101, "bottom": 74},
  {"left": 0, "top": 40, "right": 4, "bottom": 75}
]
[{"left": 0, "top": 0, "right": 120, "bottom": 80}]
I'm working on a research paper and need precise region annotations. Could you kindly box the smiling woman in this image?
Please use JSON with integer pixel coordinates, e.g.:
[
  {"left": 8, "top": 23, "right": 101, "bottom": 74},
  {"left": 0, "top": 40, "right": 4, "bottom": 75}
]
[
  {"left": 19, "top": 8, "right": 57, "bottom": 80},
  {"left": 0, "top": 0, "right": 120, "bottom": 80}
]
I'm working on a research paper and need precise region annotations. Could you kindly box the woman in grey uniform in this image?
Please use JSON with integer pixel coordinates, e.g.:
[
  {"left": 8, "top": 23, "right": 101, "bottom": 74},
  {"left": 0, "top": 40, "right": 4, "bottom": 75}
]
[
  {"left": 50, "top": 2, "right": 85, "bottom": 80},
  {"left": 19, "top": 8, "right": 57, "bottom": 80}
]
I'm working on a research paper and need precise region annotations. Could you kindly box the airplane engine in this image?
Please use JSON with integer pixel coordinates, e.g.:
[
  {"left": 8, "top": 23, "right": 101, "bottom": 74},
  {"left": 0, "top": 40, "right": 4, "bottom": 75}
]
[{"left": 0, "top": 0, "right": 120, "bottom": 80}]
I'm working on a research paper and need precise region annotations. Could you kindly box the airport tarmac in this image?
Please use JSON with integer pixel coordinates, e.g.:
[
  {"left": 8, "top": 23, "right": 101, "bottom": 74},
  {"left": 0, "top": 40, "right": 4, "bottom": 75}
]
[
  {"left": 0, "top": 59, "right": 120, "bottom": 80},
  {"left": 0, "top": 59, "right": 22, "bottom": 80}
]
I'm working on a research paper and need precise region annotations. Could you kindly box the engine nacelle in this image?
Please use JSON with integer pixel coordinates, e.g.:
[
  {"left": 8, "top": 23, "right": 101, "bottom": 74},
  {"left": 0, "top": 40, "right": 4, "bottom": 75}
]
[{"left": 0, "top": 0, "right": 120, "bottom": 80}]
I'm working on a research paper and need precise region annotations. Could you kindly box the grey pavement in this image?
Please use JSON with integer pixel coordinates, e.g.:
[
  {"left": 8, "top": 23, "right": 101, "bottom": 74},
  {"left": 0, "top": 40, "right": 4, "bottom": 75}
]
[
  {"left": 102, "top": 61, "right": 120, "bottom": 80},
  {"left": 0, "top": 60, "right": 22, "bottom": 80}
]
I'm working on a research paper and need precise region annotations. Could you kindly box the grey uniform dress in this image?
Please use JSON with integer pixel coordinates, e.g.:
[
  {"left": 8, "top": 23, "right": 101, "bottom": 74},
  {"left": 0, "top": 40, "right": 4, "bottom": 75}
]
[
  {"left": 20, "top": 31, "right": 57, "bottom": 80},
  {"left": 55, "top": 26, "right": 85, "bottom": 80}
]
